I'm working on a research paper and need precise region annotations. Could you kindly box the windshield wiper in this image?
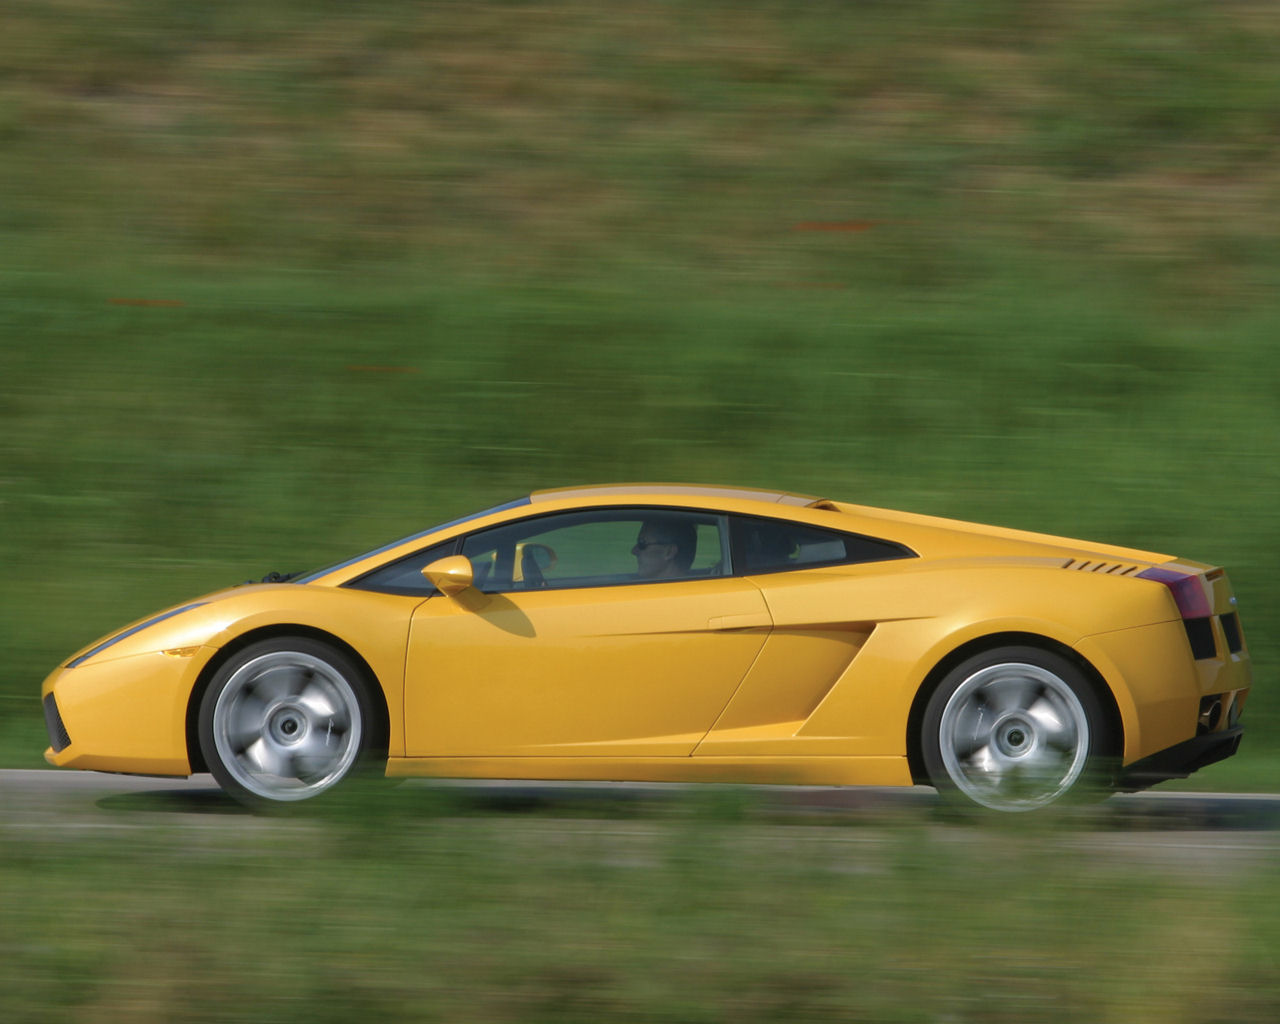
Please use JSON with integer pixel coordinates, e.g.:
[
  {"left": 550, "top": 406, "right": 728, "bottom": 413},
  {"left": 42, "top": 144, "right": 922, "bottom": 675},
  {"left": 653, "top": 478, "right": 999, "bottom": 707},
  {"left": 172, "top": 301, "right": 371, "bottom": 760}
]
[{"left": 244, "top": 570, "right": 303, "bottom": 584}]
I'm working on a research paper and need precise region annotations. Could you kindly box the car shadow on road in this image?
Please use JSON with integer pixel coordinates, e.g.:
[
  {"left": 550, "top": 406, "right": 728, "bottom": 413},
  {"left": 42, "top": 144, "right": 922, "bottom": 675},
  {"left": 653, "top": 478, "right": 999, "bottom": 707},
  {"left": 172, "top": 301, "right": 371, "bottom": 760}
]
[
  {"left": 90, "top": 782, "right": 1280, "bottom": 831},
  {"left": 1093, "top": 793, "right": 1280, "bottom": 832},
  {"left": 95, "top": 787, "right": 252, "bottom": 816},
  {"left": 89, "top": 780, "right": 624, "bottom": 819}
]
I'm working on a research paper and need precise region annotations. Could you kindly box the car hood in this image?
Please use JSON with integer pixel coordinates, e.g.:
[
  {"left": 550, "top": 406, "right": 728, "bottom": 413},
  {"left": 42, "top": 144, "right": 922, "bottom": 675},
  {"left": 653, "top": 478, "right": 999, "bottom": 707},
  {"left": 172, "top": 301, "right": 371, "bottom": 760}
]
[{"left": 61, "top": 583, "right": 316, "bottom": 669}]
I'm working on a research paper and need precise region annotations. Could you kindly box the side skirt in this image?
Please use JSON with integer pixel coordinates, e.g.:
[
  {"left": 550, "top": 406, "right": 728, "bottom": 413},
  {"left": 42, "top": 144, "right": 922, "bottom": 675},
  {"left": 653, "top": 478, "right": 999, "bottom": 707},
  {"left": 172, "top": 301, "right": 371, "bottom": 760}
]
[{"left": 385, "top": 755, "right": 912, "bottom": 787}]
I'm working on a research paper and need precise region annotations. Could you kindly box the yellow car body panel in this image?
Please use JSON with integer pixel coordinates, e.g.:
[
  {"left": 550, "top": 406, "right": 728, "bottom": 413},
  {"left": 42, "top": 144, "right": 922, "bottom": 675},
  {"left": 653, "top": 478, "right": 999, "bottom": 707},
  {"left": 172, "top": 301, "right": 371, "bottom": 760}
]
[
  {"left": 712, "top": 559, "right": 1179, "bottom": 760},
  {"left": 41, "top": 649, "right": 212, "bottom": 775},
  {"left": 40, "top": 483, "right": 1252, "bottom": 808},
  {"left": 405, "top": 576, "right": 770, "bottom": 757},
  {"left": 45, "top": 585, "right": 421, "bottom": 767}
]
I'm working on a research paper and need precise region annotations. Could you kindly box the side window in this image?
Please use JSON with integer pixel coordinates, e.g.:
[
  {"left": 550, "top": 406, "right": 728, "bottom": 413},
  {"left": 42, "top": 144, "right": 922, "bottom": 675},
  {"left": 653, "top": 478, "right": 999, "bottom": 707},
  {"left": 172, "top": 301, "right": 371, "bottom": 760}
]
[
  {"left": 343, "top": 540, "right": 456, "bottom": 596},
  {"left": 461, "top": 508, "right": 728, "bottom": 592},
  {"left": 731, "top": 515, "right": 913, "bottom": 574}
]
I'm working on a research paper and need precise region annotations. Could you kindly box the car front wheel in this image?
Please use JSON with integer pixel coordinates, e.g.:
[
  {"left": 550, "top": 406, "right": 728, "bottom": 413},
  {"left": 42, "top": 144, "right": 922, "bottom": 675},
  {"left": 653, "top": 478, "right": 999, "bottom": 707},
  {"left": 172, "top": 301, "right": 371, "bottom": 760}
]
[
  {"left": 921, "top": 646, "right": 1114, "bottom": 812},
  {"left": 198, "top": 638, "right": 377, "bottom": 807}
]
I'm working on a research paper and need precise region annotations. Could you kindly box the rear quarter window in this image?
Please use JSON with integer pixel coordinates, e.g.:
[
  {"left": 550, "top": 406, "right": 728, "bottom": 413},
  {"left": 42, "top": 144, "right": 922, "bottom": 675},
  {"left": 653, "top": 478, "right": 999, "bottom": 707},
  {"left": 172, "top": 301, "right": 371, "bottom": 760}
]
[{"left": 732, "top": 515, "right": 914, "bottom": 574}]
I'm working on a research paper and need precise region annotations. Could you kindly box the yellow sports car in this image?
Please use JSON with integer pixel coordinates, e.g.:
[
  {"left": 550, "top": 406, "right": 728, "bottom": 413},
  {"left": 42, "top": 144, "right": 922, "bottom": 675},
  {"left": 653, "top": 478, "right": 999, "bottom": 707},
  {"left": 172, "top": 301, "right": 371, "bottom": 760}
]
[{"left": 41, "top": 484, "right": 1250, "bottom": 812}]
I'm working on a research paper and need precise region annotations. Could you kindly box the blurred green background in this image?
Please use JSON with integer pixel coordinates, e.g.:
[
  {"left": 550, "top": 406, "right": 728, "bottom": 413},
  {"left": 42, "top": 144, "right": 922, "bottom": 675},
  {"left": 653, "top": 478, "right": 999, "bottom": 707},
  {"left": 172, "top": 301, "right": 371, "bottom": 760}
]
[
  {"left": 2, "top": 0, "right": 1277, "bottom": 780},
  {"left": 4, "top": 4, "right": 1280, "bottom": 1022},
  {"left": 8, "top": 788, "right": 1280, "bottom": 1024}
]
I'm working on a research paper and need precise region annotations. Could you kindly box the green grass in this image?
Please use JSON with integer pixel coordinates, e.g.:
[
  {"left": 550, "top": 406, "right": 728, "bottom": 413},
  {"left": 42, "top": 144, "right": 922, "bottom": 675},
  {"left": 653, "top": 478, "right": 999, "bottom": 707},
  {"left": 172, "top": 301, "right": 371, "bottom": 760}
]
[
  {"left": 3, "top": 791, "right": 1280, "bottom": 1023},
  {"left": 3, "top": 0, "right": 1278, "bottom": 789},
  {"left": 5, "top": 5, "right": 1278, "bottom": 1019}
]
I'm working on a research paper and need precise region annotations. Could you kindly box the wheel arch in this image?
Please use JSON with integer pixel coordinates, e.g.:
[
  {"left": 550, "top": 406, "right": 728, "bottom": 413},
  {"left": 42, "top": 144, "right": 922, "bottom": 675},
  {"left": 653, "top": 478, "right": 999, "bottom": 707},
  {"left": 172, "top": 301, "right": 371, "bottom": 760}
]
[
  {"left": 185, "top": 624, "right": 391, "bottom": 774},
  {"left": 904, "top": 630, "right": 1123, "bottom": 785}
]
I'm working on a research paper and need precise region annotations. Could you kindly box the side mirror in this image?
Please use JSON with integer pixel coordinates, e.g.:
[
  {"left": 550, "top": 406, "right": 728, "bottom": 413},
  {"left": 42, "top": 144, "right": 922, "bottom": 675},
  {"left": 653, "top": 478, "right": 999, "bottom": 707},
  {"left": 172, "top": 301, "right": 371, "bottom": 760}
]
[{"left": 421, "top": 555, "right": 474, "bottom": 597}]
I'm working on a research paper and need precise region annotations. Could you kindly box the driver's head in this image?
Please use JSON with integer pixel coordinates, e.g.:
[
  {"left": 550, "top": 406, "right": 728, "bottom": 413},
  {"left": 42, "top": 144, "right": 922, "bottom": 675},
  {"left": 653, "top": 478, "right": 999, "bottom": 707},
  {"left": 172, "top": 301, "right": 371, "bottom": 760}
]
[{"left": 633, "top": 518, "right": 697, "bottom": 579}]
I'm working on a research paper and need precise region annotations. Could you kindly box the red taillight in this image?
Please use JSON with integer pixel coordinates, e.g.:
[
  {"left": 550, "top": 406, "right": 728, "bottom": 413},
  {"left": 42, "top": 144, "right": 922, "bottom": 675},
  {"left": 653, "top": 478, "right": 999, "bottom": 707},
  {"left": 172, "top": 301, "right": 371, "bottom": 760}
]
[{"left": 1137, "top": 567, "right": 1212, "bottom": 619}]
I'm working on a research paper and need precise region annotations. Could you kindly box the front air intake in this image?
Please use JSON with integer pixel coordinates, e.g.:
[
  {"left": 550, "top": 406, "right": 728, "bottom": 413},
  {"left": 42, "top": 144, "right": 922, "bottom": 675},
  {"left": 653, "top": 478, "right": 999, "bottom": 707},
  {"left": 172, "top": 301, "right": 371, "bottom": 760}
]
[{"left": 43, "top": 693, "right": 71, "bottom": 752}]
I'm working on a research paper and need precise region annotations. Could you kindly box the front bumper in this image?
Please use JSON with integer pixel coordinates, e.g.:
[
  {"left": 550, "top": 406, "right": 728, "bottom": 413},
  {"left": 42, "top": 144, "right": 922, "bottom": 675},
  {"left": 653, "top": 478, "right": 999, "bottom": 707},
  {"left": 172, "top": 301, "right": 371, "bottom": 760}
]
[{"left": 41, "top": 648, "right": 209, "bottom": 776}]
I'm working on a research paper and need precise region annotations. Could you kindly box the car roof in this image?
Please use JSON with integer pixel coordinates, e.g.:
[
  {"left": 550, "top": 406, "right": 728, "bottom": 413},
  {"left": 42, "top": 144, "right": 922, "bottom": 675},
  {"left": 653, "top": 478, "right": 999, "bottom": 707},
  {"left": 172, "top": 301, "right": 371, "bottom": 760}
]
[
  {"left": 299, "top": 482, "right": 1174, "bottom": 587},
  {"left": 301, "top": 486, "right": 826, "bottom": 585},
  {"left": 530, "top": 483, "right": 826, "bottom": 507}
]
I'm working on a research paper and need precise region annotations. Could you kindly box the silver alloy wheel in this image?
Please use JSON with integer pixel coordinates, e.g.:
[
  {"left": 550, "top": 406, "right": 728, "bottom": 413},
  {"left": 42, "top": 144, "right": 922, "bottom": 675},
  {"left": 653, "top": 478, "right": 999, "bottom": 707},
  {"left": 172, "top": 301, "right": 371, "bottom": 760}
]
[
  {"left": 937, "top": 662, "right": 1091, "bottom": 811},
  {"left": 210, "top": 650, "right": 363, "bottom": 802}
]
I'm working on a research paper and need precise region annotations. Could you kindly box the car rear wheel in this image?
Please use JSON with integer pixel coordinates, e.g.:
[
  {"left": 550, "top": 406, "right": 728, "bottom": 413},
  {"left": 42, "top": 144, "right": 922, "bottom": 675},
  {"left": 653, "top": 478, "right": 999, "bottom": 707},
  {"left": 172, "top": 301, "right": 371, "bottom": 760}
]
[
  {"left": 198, "top": 638, "right": 377, "bottom": 807},
  {"left": 921, "top": 647, "right": 1113, "bottom": 812}
]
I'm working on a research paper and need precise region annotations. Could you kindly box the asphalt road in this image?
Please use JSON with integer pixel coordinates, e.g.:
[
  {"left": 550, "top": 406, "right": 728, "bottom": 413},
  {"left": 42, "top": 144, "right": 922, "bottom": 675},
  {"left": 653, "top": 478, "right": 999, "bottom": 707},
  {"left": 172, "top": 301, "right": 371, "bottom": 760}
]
[{"left": 4, "top": 769, "right": 1280, "bottom": 871}]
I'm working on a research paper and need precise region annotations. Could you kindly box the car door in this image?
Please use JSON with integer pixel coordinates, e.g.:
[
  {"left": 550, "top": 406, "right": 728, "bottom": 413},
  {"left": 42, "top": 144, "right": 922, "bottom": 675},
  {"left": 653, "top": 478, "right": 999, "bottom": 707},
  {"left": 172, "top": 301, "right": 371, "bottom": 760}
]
[{"left": 402, "top": 507, "right": 771, "bottom": 757}]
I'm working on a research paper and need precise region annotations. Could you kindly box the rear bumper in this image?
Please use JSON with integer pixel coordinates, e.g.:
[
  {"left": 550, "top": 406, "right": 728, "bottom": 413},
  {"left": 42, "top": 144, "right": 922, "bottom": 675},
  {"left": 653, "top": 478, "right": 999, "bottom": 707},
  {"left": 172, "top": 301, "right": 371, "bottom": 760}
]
[{"left": 1117, "top": 725, "right": 1243, "bottom": 791}]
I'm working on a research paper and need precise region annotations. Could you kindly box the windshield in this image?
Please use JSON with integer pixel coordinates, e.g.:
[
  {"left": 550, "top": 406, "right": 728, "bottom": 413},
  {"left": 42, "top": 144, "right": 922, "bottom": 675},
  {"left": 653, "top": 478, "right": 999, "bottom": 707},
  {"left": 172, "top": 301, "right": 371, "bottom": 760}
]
[{"left": 293, "top": 496, "right": 531, "bottom": 584}]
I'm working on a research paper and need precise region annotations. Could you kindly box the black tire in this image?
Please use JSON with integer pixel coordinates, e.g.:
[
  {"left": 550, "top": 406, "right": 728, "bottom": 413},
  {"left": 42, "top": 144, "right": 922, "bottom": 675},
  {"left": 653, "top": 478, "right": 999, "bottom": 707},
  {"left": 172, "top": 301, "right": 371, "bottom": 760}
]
[
  {"left": 920, "top": 646, "right": 1114, "bottom": 813},
  {"left": 198, "top": 637, "right": 380, "bottom": 808}
]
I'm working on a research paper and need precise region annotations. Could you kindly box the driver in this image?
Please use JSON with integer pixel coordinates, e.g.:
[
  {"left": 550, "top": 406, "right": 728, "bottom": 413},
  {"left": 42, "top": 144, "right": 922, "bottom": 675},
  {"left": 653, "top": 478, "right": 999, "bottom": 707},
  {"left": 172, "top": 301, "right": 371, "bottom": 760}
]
[{"left": 633, "top": 518, "right": 697, "bottom": 580}]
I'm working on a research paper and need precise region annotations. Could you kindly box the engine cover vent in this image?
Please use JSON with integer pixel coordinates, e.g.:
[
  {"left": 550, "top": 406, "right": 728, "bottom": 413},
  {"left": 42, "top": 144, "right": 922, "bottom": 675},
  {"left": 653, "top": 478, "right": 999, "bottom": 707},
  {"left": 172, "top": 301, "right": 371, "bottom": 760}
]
[{"left": 1061, "top": 559, "right": 1142, "bottom": 576}]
